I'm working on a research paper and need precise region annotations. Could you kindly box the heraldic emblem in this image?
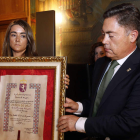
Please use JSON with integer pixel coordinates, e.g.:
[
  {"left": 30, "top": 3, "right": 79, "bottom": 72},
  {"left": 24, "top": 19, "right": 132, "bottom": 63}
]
[{"left": 19, "top": 79, "right": 27, "bottom": 92}]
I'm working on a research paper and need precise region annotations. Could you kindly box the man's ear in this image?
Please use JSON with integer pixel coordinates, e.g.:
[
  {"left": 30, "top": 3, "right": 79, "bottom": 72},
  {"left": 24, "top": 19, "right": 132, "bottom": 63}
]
[{"left": 129, "top": 30, "right": 139, "bottom": 43}]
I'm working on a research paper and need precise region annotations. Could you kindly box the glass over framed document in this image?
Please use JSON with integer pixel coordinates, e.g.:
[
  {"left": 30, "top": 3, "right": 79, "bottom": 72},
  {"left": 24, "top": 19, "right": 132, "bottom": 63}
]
[{"left": 0, "top": 56, "right": 66, "bottom": 140}]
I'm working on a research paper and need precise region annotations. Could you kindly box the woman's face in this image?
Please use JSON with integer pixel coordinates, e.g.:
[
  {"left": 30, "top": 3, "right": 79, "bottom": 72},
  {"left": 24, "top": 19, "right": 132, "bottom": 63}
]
[
  {"left": 94, "top": 46, "right": 106, "bottom": 62},
  {"left": 10, "top": 25, "right": 28, "bottom": 57}
]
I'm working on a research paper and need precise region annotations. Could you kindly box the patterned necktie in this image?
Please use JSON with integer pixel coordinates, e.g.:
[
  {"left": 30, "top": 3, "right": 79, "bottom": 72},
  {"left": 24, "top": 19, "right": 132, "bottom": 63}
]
[{"left": 93, "top": 60, "right": 119, "bottom": 117}]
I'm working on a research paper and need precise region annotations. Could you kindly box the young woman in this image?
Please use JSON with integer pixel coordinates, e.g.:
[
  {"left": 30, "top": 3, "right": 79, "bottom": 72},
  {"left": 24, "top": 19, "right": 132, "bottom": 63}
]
[{"left": 2, "top": 19, "right": 70, "bottom": 87}]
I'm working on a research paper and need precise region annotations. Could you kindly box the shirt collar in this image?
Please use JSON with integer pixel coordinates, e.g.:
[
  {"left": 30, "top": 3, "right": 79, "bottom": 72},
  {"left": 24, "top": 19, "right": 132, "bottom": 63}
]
[{"left": 116, "top": 47, "right": 137, "bottom": 66}]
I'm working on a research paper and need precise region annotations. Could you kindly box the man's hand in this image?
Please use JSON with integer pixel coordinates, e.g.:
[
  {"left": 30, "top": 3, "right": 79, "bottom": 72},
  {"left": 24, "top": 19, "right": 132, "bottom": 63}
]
[
  {"left": 64, "top": 74, "right": 70, "bottom": 89},
  {"left": 64, "top": 98, "right": 79, "bottom": 113},
  {"left": 57, "top": 115, "right": 79, "bottom": 132}
]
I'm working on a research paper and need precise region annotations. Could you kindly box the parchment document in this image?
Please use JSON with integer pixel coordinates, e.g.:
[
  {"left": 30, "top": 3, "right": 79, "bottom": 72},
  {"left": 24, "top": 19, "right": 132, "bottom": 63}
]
[{"left": 0, "top": 75, "right": 47, "bottom": 140}]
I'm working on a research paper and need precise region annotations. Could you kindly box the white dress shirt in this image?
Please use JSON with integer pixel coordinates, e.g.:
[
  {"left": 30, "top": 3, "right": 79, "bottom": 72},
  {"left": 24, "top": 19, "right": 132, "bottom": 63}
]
[{"left": 75, "top": 48, "right": 136, "bottom": 133}]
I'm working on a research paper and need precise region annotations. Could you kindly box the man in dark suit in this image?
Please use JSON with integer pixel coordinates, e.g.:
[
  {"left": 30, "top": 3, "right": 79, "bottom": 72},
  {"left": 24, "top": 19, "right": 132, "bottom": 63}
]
[{"left": 57, "top": 3, "right": 140, "bottom": 140}]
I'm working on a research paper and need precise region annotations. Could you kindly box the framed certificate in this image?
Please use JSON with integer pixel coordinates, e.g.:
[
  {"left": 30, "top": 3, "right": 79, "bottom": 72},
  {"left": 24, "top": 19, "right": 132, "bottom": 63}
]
[{"left": 0, "top": 56, "right": 66, "bottom": 140}]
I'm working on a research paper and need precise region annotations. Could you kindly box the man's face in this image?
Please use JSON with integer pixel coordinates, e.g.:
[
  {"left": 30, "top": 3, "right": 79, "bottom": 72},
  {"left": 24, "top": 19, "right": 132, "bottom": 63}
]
[{"left": 102, "top": 16, "right": 134, "bottom": 60}]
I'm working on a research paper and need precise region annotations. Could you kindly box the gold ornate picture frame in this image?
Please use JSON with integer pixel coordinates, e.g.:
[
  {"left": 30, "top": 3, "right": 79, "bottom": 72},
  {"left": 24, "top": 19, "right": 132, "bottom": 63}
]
[{"left": 0, "top": 56, "right": 66, "bottom": 140}]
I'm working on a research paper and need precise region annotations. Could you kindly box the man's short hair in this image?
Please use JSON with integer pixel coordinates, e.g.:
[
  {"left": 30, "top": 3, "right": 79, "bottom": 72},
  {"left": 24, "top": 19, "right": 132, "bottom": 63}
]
[{"left": 103, "top": 3, "right": 140, "bottom": 40}]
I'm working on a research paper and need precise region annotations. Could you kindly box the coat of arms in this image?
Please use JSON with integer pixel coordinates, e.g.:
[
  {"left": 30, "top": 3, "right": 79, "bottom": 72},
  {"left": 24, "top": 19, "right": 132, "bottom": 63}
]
[{"left": 19, "top": 79, "right": 27, "bottom": 92}]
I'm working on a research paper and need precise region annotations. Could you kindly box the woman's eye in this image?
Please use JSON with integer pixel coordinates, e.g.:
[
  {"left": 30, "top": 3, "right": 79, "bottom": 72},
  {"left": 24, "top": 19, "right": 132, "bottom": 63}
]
[
  {"left": 11, "top": 34, "right": 16, "bottom": 37},
  {"left": 101, "top": 32, "right": 105, "bottom": 35},
  {"left": 100, "top": 52, "right": 105, "bottom": 55},
  {"left": 21, "top": 35, "right": 26, "bottom": 38}
]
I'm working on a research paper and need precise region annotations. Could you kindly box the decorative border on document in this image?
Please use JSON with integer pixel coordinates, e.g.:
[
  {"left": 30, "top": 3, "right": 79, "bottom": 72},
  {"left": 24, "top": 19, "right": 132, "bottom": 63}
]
[
  {"left": 29, "top": 83, "right": 41, "bottom": 134},
  {"left": 3, "top": 83, "right": 17, "bottom": 131}
]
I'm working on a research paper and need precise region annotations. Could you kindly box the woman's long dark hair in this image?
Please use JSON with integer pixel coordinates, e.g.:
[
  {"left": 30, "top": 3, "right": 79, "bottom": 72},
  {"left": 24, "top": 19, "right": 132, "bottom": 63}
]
[{"left": 2, "top": 19, "right": 38, "bottom": 56}]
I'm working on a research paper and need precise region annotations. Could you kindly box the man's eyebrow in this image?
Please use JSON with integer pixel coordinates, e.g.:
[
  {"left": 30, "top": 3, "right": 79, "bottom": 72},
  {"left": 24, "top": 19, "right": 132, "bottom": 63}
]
[{"left": 101, "top": 30, "right": 115, "bottom": 34}]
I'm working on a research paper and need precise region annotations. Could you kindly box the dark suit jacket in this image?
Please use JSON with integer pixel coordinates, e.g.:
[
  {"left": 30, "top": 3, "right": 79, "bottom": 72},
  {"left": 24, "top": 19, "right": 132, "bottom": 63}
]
[{"left": 81, "top": 47, "right": 140, "bottom": 140}]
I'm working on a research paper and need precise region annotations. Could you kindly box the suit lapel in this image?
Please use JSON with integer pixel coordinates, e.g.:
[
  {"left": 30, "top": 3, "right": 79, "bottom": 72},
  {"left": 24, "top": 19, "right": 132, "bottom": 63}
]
[{"left": 97, "top": 48, "right": 140, "bottom": 111}]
